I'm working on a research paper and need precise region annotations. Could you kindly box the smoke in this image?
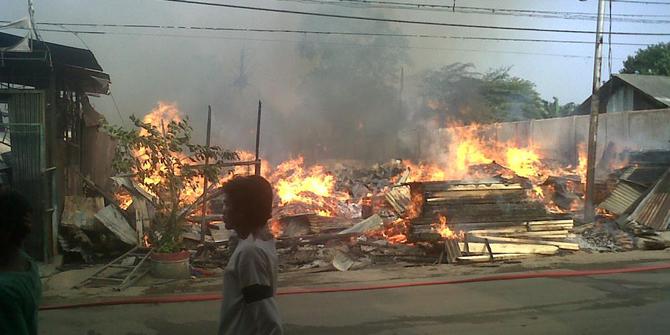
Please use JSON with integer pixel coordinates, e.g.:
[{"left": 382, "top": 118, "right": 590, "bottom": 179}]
[
  {"left": 0, "top": 0, "right": 609, "bottom": 165},
  {"left": 205, "top": 8, "right": 413, "bottom": 164}
]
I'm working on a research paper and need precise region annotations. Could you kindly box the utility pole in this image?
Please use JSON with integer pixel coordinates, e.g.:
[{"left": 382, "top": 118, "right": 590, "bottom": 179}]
[
  {"left": 254, "top": 100, "right": 262, "bottom": 176},
  {"left": 584, "top": 0, "right": 607, "bottom": 223},
  {"left": 200, "top": 105, "right": 212, "bottom": 244}
]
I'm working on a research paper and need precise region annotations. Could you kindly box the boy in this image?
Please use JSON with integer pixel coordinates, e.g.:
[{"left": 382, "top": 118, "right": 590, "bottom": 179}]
[
  {"left": 218, "top": 175, "right": 282, "bottom": 335},
  {"left": 0, "top": 190, "right": 41, "bottom": 335}
]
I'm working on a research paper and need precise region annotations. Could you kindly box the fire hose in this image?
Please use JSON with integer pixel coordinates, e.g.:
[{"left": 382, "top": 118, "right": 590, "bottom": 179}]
[{"left": 40, "top": 262, "right": 670, "bottom": 311}]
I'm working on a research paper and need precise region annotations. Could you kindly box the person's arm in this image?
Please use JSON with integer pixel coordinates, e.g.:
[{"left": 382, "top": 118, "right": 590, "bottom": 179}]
[
  {"left": 236, "top": 246, "right": 282, "bottom": 334},
  {"left": 0, "top": 292, "right": 29, "bottom": 335}
]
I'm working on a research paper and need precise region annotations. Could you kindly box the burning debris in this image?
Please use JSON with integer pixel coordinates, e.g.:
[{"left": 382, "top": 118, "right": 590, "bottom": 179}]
[{"left": 55, "top": 101, "right": 670, "bottom": 290}]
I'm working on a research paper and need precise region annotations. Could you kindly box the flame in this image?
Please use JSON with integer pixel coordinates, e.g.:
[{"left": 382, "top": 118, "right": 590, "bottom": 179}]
[
  {"left": 115, "top": 190, "right": 133, "bottom": 210},
  {"left": 269, "top": 219, "right": 283, "bottom": 238},
  {"left": 505, "top": 147, "right": 541, "bottom": 178},
  {"left": 577, "top": 142, "right": 587, "bottom": 183},
  {"left": 264, "top": 156, "right": 350, "bottom": 217},
  {"left": 131, "top": 102, "right": 206, "bottom": 205},
  {"left": 143, "top": 234, "right": 151, "bottom": 248},
  {"left": 434, "top": 214, "right": 464, "bottom": 240},
  {"left": 378, "top": 218, "right": 408, "bottom": 244},
  {"left": 406, "top": 191, "right": 425, "bottom": 220}
]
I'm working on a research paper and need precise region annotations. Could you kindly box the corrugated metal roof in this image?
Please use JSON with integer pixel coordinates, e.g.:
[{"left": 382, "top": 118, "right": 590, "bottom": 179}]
[
  {"left": 615, "top": 74, "right": 670, "bottom": 107},
  {"left": 629, "top": 168, "right": 670, "bottom": 230},
  {"left": 598, "top": 180, "right": 647, "bottom": 215},
  {"left": 620, "top": 166, "right": 668, "bottom": 187}
]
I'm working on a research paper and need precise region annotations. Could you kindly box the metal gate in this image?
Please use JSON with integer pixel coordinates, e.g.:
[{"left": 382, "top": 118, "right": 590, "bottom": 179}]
[{"left": 1, "top": 90, "right": 54, "bottom": 261}]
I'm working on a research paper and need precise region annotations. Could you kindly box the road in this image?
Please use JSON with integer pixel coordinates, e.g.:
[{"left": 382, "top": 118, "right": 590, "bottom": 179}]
[{"left": 41, "top": 268, "right": 670, "bottom": 335}]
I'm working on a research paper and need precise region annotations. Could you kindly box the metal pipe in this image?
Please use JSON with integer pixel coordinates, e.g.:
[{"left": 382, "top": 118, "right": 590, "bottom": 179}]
[{"left": 584, "top": 0, "right": 607, "bottom": 223}]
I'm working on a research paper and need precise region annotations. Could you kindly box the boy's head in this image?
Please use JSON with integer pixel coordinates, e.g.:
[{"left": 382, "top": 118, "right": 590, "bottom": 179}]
[
  {"left": 0, "top": 190, "right": 32, "bottom": 255},
  {"left": 221, "top": 175, "right": 273, "bottom": 237}
]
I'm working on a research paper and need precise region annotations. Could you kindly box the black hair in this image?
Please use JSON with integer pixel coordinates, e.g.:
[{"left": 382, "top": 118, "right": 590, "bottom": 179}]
[
  {"left": 0, "top": 190, "right": 32, "bottom": 249},
  {"left": 221, "top": 175, "right": 273, "bottom": 229}
]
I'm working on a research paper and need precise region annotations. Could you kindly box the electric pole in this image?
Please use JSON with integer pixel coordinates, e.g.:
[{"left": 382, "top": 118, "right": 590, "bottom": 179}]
[{"left": 584, "top": 0, "right": 607, "bottom": 223}]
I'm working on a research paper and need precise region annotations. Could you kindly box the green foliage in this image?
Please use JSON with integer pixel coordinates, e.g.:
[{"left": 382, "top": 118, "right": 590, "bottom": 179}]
[
  {"left": 421, "top": 64, "right": 574, "bottom": 123},
  {"left": 106, "top": 115, "right": 238, "bottom": 252},
  {"left": 622, "top": 42, "right": 670, "bottom": 76}
]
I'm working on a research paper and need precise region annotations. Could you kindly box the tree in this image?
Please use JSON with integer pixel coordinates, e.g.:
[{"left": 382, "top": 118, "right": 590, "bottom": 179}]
[
  {"left": 542, "top": 97, "right": 578, "bottom": 118},
  {"left": 420, "top": 64, "right": 552, "bottom": 124},
  {"left": 421, "top": 63, "right": 490, "bottom": 124},
  {"left": 480, "top": 68, "right": 546, "bottom": 121},
  {"left": 622, "top": 42, "right": 670, "bottom": 76},
  {"left": 106, "top": 115, "right": 237, "bottom": 253}
]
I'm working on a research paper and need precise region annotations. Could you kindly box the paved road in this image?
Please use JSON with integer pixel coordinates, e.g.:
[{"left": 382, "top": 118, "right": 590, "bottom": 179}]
[{"left": 41, "top": 270, "right": 670, "bottom": 334}]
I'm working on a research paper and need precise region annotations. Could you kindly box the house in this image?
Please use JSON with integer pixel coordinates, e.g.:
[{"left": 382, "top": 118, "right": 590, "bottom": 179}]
[
  {"left": 1, "top": 32, "right": 112, "bottom": 261},
  {"left": 577, "top": 74, "right": 670, "bottom": 114}
]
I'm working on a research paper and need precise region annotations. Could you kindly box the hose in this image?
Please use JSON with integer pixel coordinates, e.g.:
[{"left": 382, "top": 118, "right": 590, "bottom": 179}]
[{"left": 40, "top": 262, "right": 670, "bottom": 311}]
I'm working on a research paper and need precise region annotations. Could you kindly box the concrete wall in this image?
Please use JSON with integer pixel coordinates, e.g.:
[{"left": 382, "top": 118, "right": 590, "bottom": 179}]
[{"left": 437, "top": 108, "right": 670, "bottom": 166}]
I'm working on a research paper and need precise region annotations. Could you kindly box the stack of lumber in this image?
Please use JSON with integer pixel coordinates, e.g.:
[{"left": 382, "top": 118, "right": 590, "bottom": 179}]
[
  {"left": 405, "top": 179, "right": 565, "bottom": 242},
  {"left": 458, "top": 220, "right": 579, "bottom": 262},
  {"left": 457, "top": 219, "right": 579, "bottom": 263}
]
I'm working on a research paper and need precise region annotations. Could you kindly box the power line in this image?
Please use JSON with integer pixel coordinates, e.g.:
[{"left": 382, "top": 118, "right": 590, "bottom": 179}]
[
  {"left": 16, "top": 21, "right": 651, "bottom": 47},
  {"left": 40, "top": 28, "right": 624, "bottom": 60},
  {"left": 6, "top": 25, "right": 624, "bottom": 60},
  {"left": 155, "top": 0, "right": 670, "bottom": 36},
  {"left": 279, "top": 0, "right": 670, "bottom": 23},
  {"left": 610, "top": 0, "right": 670, "bottom": 4}
]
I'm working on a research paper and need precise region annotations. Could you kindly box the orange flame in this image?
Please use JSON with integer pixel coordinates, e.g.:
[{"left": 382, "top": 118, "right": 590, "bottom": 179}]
[
  {"left": 434, "top": 214, "right": 464, "bottom": 240},
  {"left": 115, "top": 190, "right": 133, "bottom": 210}
]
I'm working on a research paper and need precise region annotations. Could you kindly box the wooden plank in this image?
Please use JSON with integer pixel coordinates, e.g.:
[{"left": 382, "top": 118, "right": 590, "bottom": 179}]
[
  {"left": 133, "top": 197, "right": 150, "bottom": 245},
  {"left": 458, "top": 242, "right": 558, "bottom": 255},
  {"left": 445, "top": 239, "right": 461, "bottom": 263},
  {"left": 457, "top": 253, "right": 533, "bottom": 263},
  {"left": 469, "top": 234, "right": 580, "bottom": 250},
  {"left": 468, "top": 229, "right": 569, "bottom": 238}
]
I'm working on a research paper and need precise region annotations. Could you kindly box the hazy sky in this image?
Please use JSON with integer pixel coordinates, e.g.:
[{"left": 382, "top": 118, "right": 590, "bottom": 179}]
[{"left": 2, "top": 0, "right": 669, "bottom": 158}]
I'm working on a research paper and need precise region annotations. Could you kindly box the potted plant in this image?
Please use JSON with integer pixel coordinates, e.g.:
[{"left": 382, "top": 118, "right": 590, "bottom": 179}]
[{"left": 107, "top": 111, "right": 237, "bottom": 278}]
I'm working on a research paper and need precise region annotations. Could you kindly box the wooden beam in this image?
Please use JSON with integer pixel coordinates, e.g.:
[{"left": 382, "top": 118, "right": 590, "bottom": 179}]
[
  {"left": 457, "top": 253, "right": 533, "bottom": 263},
  {"left": 469, "top": 234, "right": 580, "bottom": 250},
  {"left": 458, "top": 242, "right": 559, "bottom": 255}
]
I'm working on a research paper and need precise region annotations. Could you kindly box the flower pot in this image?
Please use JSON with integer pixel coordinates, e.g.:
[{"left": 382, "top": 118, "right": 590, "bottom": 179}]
[{"left": 150, "top": 250, "right": 191, "bottom": 279}]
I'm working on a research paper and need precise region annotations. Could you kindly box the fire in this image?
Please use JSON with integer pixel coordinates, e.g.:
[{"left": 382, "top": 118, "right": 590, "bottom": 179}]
[
  {"left": 505, "top": 147, "right": 541, "bottom": 179},
  {"left": 577, "top": 142, "right": 587, "bottom": 183},
  {"left": 272, "top": 157, "right": 335, "bottom": 204},
  {"left": 115, "top": 190, "right": 133, "bottom": 210},
  {"left": 379, "top": 218, "right": 408, "bottom": 244},
  {"left": 434, "top": 214, "right": 463, "bottom": 240},
  {"left": 131, "top": 102, "right": 205, "bottom": 205},
  {"left": 269, "top": 219, "right": 283, "bottom": 238},
  {"left": 264, "top": 156, "right": 350, "bottom": 217},
  {"left": 143, "top": 234, "right": 151, "bottom": 248}
]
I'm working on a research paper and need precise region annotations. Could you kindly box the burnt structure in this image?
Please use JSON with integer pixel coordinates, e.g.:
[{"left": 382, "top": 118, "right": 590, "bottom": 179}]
[{"left": 0, "top": 32, "right": 111, "bottom": 260}]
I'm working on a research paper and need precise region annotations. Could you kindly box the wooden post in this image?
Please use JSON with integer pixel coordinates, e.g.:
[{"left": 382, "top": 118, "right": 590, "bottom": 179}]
[
  {"left": 200, "top": 106, "right": 212, "bottom": 244},
  {"left": 254, "top": 100, "right": 262, "bottom": 176},
  {"left": 584, "top": 0, "right": 607, "bottom": 223}
]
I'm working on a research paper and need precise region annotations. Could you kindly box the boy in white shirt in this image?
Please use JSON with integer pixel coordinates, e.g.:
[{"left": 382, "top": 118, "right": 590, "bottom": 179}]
[{"left": 218, "top": 175, "right": 282, "bottom": 335}]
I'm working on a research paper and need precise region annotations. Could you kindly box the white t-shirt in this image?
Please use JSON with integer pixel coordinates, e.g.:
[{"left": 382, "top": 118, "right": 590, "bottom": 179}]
[{"left": 218, "top": 233, "right": 282, "bottom": 335}]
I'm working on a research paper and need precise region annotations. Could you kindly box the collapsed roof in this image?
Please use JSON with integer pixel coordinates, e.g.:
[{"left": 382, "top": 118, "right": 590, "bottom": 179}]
[{"left": 0, "top": 32, "right": 110, "bottom": 94}]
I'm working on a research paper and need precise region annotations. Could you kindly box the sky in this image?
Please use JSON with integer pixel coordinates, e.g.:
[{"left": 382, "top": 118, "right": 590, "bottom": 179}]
[{"left": 2, "top": 0, "right": 669, "bottom": 160}]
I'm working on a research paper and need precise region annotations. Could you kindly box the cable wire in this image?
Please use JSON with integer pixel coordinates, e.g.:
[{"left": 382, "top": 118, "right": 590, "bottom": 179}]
[
  {"left": 154, "top": 0, "right": 670, "bottom": 36},
  {"left": 17, "top": 21, "right": 652, "bottom": 47},
  {"left": 279, "top": 0, "right": 670, "bottom": 23}
]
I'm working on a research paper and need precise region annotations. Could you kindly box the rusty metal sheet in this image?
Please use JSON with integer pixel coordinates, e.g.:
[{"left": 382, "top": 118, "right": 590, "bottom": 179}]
[
  {"left": 598, "top": 180, "right": 647, "bottom": 215},
  {"left": 629, "top": 168, "right": 670, "bottom": 230}
]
